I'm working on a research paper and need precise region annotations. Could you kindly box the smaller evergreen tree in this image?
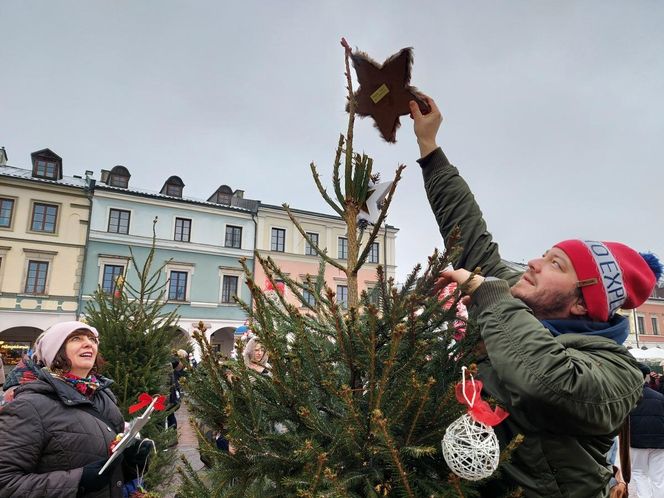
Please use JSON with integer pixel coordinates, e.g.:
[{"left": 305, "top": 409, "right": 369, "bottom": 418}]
[{"left": 85, "top": 219, "right": 181, "bottom": 491}]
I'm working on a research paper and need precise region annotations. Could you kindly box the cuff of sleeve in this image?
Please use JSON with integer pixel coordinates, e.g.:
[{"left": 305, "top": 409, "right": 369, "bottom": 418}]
[
  {"left": 416, "top": 147, "right": 448, "bottom": 168},
  {"left": 471, "top": 278, "right": 512, "bottom": 311}
]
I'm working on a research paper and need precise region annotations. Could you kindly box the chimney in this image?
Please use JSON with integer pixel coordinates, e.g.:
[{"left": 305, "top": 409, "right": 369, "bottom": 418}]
[
  {"left": 0, "top": 147, "right": 7, "bottom": 165},
  {"left": 100, "top": 169, "right": 110, "bottom": 184},
  {"left": 233, "top": 189, "right": 244, "bottom": 199}
]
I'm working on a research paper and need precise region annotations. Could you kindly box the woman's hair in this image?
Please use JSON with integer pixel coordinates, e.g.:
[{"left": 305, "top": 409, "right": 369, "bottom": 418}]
[
  {"left": 50, "top": 329, "right": 105, "bottom": 375},
  {"left": 243, "top": 337, "right": 268, "bottom": 368}
]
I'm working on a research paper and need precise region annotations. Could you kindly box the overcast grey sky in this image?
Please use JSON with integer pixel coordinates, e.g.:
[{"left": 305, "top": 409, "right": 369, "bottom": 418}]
[{"left": 2, "top": 1, "right": 663, "bottom": 282}]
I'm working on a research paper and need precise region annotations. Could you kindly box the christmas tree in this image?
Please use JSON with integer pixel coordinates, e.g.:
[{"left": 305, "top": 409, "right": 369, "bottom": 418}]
[
  {"left": 85, "top": 219, "right": 181, "bottom": 491},
  {"left": 177, "top": 43, "right": 488, "bottom": 497}
]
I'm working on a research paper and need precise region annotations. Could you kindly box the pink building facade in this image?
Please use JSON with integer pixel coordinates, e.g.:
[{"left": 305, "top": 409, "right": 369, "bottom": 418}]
[
  {"left": 254, "top": 204, "right": 398, "bottom": 310},
  {"left": 633, "top": 285, "right": 664, "bottom": 347}
]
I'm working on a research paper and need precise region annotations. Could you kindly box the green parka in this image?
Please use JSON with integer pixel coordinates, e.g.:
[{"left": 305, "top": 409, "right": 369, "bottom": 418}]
[{"left": 420, "top": 147, "right": 643, "bottom": 497}]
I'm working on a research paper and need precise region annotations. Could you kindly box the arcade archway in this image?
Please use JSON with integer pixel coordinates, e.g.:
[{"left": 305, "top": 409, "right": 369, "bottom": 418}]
[
  {"left": 209, "top": 326, "right": 236, "bottom": 358},
  {"left": 0, "top": 326, "right": 43, "bottom": 370}
]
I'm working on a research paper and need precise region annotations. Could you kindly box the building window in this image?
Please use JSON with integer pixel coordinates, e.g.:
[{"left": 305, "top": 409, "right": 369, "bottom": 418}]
[
  {"left": 30, "top": 203, "right": 58, "bottom": 233},
  {"left": 368, "top": 242, "right": 380, "bottom": 264},
  {"left": 305, "top": 232, "right": 319, "bottom": 256},
  {"left": 0, "top": 198, "right": 14, "bottom": 228},
  {"left": 174, "top": 218, "right": 191, "bottom": 242},
  {"left": 653, "top": 317, "right": 659, "bottom": 336},
  {"left": 302, "top": 289, "right": 316, "bottom": 306},
  {"left": 271, "top": 228, "right": 285, "bottom": 252},
  {"left": 221, "top": 275, "right": 239, "bottom": 303},
  {"left": 225, "top": 225, "right": 242, "bottom": 249},
  {"left": 337, "top": 284, "right": 348, "bottom": 309},
  {"left": 168, "top": 271, "right": 188, "bottom": 301},
  {"left": 166, "top": 184, "right": 182, "bottom": 197},
  {"left": 637, "top": 316, "right": 645, "bottom": 334},
  {"left": 102, "top": 264, "right": 124, "bottom": 294},
  {"left": 338, "top": 237, "right": 348, "bottom": 260},
  {"left": 25, "top": 261, "right": 49, "bottom": 294},
  {"left": 108, "top": 209, "right": 130, "bottom": 234},
  {"left": 35, "top": 160, "right": 57, "bottom": 179}
]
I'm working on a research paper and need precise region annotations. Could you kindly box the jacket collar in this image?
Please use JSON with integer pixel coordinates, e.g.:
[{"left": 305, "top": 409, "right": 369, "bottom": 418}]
[
  {"left": 541, "top": 313, "right": 629, "bottom": 344},
  {"left": 16, "top": 368, "right": 115, "bottom": 407}
]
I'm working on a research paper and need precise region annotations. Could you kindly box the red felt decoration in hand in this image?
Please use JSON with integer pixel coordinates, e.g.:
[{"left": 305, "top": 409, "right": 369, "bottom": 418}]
[
  {"left": 128, "top": 392, "right": 167, "bottom": 414},
  {"left": 455, "top": 380, "right": 509, "bottom": 427}
]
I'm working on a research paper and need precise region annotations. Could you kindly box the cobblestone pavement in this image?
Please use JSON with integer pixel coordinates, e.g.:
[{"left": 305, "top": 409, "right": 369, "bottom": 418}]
[{"left": 160, "top": 402, "right": 205, "bottom": 498}]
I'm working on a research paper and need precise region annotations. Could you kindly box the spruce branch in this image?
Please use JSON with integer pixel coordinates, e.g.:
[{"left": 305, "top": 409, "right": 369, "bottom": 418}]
[
  {"left": 332, "top": 134, "right": 346, "bottom": 206},
  {"left": 341, "top": 38, "right": 356, "bottom": 200},
  {"left": 372, "top": 410, "right": 415, "bottom": 498},
  {"left": 374, "top": 323, "right": 406, "bottom": 409},
  {"left": 310, "top": 162, "right": 344, "bottom": 216},
  {"left": 405, "top": 376, "right": 436, "bottom": 446}
]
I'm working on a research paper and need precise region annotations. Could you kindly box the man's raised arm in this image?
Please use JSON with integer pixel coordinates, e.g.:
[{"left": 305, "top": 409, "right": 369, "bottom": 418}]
[{"left": 410, "top": 97, "right": 516, "bottom": 282}]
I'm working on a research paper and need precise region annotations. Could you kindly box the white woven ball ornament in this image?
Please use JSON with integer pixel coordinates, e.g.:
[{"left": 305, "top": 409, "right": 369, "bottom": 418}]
[
  {"left": 441, "top": 413, "right": 500, "bottom": 480},
  {"left": 441, "top": 366, "right": 507, "bottom": 481}
]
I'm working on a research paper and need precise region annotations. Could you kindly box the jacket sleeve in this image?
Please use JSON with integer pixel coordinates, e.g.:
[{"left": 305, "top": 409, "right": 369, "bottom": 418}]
[
  {"left": 471, "top": 279, "right": 643, "bottom": 435},
  {"left": 0, "top": 397, "right": 84, "bottom": 498},
  {"left": 419, "top": 148, "right": 519, "bottom": 283}
]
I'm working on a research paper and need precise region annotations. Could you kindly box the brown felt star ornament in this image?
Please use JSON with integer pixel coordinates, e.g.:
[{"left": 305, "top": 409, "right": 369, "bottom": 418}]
[{"left": 343, "top": 40, "right": 430, "bottom": 143}]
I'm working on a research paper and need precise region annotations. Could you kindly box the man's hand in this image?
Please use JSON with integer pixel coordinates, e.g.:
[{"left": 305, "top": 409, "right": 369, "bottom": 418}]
[
  {"left": 435, "top": 268, "right": 484, "bottom": 306},
  {"left": 410, "top": 96, "right": 442, "bottom": 158}
]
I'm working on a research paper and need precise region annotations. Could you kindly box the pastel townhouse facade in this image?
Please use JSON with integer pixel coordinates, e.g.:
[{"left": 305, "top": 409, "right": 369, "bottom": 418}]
[
  {"left": 79, "top": 165, "right": 258, "bottom": 356},
  {"left": 0, "top": 148, "right": 93, "bottom": 369},
  {"left": 253, "top": 203, "right": 398, "bottom": 310},
  {"left": 623, "top": 283, "right": 664, "bottom": 349}
]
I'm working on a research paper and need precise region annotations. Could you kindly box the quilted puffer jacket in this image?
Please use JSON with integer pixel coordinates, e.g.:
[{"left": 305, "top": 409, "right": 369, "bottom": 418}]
[{"left": 0, "top": 368, "right": 126, "bottom": 497}]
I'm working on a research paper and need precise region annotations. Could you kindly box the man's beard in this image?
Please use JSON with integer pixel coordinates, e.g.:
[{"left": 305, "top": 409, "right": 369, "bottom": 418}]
[{"left": 511, "top": 286, "right": 578, "bottom": 321}]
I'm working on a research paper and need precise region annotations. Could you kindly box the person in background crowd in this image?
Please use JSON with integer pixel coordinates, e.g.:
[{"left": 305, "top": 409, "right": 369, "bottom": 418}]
[
  {"left": 411, "top": 95, "right": 661, "bottom": 496},
  {"left": 243, "top": 337, "right": 270, "bottom": 376},
  {"left": 2, "top": 342, "right": 41, "bottom": 406},
  {"left": 630, "top": 362, "right": 664, "bottom": 498},
  {"left": 166, "top": 354, "right": 184, "bottom": 430},
  {"left": 0, "top": 321, "right": 152, "bottom": 497},
  {"left": 645, "top": 369, "right": 664, "bottom": 394}
]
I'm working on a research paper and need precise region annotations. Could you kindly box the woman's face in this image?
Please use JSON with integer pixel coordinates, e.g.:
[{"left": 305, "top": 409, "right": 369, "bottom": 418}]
[
  {"left": 252, "top": 343, "right": 265, "bottom": 363},
  {"left": 65, "top": 332, "right": 98, "bottom": 377}
]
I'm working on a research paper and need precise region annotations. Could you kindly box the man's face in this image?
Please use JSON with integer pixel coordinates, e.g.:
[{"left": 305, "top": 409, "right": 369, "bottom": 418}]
[{"left": 510, "top": 247, "right": 585, "bottom": 320}]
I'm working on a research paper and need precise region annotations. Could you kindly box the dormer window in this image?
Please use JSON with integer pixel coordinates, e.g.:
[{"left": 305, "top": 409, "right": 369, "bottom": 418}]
[
  {"left": 108, "top": 165, "right": 130, "bottom": 188},
  {"left": 31, "top": 149, "right": 62, "bottom": 180},
  {"left": 160, "top": 176, "right": 184, "bottom": 198},
  {"left": 207, "top": 185, "right": 233, "bottom": 205}
]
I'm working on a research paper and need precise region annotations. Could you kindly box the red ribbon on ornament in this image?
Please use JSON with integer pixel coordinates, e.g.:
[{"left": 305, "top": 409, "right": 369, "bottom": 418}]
[
  {"left": 455, "top": 368, "right": 509, "bottom": 427},
  {"left": 128, "top": 392, "right": 167, "bottom": 414},
  {"left": 264, "top": 279, "right": 285, "bottom": 295}
]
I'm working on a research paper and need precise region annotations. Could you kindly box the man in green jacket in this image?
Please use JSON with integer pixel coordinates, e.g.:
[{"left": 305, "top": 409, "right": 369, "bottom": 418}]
[{"left": 410, "top": 97, "right": 662, "bottom": 497}]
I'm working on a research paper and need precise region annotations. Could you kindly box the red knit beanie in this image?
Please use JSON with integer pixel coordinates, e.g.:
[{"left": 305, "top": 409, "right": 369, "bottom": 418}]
[{"left": 554, "top": 240, "right": 661, "bottom": 322}]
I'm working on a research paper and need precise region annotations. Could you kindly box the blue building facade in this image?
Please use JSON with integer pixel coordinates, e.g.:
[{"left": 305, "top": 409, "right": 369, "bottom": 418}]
[{"left": 79, "top": 167, "right": 258, "bottom": 352}]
